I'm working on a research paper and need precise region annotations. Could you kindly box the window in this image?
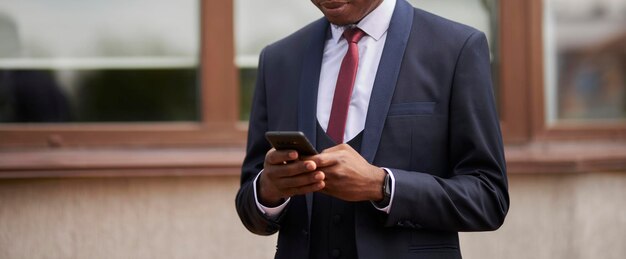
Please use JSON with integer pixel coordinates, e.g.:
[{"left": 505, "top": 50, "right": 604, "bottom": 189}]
[
  {"left": 0, "top": 0, "right": 242, "bottom": 148},
  {"left": 544, "top": 0, "right": 626, "bottom": 125},
  {"left": 496, "top": 0, "right": 626, "bottom": 142},
  {"left": 0, "top": 0, "right": 200, "bottom": 123},
  {"left": 235, "top": 0, "right": 320, "bottom": 120}
]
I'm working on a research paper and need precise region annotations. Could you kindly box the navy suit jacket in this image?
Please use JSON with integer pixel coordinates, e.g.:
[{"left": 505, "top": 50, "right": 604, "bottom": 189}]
[{"left": 236, "top": 1, "right": 509, "bottom": 258}]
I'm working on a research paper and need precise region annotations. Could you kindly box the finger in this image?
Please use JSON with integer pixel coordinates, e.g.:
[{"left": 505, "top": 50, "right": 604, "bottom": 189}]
[
  {"left": 318, "top": 187, "right": 332, "bottom": 197},
  {"left": 317, "top": 182, "right": 348, "bottom": 201},
  {"left": 266, "top": 149, "right": 299, "bottom": 165},
  {"left": 283, "top": 180, "right": 326, "bottom": 197},
  {"left": 275, "top": 171, "right": 325, "bottom": 189},
  {"left": 317, "top": 165, "right": 341, "bottom": 178},
  {"left": 282, "top": 160, "right": 317, "bottom": 177},
  {"left": 265, "top": 160, "right": 318, "bottom": 178},
  {"left": 307, "top": 153, "right": 337, "bottom": 168}
]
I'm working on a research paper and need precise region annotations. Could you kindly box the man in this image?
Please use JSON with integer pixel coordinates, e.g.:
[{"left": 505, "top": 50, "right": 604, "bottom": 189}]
[{"left": 236, "top": 0, "right": 509, "bottom": 258}]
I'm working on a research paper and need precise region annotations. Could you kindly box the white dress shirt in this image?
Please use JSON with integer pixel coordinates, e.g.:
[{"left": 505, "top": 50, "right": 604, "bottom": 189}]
[
  {"left": 255, "top": 0, "right": 397, "bottom": 218},
  {"left": 317, "top": 0, "right": 395, "bottom": 142}
]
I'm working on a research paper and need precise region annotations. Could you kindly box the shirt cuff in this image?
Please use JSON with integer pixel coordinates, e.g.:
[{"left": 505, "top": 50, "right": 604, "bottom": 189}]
[
  {"left": 371, "top": 168, "right": 396, "bottom": 214},
  {"left": 253, "top": 170, "right": 290, "bottom": 219}
]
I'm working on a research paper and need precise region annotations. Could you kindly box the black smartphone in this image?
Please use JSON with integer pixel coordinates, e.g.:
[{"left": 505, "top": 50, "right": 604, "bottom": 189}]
[{"left": 265, "top": 131, "right": 318, "bottom": 156}]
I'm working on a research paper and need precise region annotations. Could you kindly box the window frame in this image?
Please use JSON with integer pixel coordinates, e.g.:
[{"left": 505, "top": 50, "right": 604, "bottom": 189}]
[
  {"left": 0, "top": 0, "right": 245, "bottom": 149},
  {"left": 498, "top": 0, "right": 626, "bottom": 143}
]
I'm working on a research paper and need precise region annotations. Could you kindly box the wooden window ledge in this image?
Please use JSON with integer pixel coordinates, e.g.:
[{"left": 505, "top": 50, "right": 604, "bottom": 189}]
[
  {"left": 0, "top": 147, "right": 246, "bottom": 178},
  {"left": 505, "top": 141, "right": 626, "bottom": 174},
  {"left": 0, "top": 141, "right": 624, "bottom": 179}
]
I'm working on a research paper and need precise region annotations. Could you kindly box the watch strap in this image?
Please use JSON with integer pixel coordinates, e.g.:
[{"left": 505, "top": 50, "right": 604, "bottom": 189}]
[{"left": 374, "top": 171, "right": 391, "bottom": 207}]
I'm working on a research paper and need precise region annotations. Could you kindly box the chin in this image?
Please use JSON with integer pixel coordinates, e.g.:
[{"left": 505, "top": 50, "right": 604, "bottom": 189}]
[{"left": 324, "top": 15, "right": 357, "bottom": 25}]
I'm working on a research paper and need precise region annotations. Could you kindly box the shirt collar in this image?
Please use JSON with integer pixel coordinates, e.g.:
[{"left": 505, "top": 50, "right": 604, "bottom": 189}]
[{"left": 330, "top": 0, "right": 396, "bottom": 43}]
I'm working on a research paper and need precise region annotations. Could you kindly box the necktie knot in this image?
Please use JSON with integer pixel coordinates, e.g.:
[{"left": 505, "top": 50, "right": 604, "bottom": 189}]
[{"left": 343, "top": 27, "right": 365, "bottom": 44}]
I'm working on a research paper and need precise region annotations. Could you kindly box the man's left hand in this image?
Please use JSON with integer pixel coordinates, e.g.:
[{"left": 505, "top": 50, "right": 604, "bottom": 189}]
[{"left": 307, "top": 144, "right": 386, "bottom": 202}]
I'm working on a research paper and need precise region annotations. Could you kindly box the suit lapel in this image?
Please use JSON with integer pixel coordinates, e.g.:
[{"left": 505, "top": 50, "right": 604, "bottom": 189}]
[
  {"left": 297, "top": 18, "right": 329, "bottom": 228},
  {"left": 298, "top": 18, "right": 328, "bottom": 150},
  {"left": 361, "top": 0, "right": 414, "bottom": 163}
]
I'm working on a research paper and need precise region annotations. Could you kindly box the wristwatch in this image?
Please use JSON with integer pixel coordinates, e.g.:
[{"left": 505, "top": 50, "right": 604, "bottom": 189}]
[{"left": 375, "top": 172, "right": 392, "bottom": 207}]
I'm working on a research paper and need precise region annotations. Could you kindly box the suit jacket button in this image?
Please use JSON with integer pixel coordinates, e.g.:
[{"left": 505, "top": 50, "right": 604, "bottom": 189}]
[
  {"left": 331, "top": 249, "right": 341, "bottom": 258},
  {"left": 302, "top": 229, "right": 308, "bottom": 236}
]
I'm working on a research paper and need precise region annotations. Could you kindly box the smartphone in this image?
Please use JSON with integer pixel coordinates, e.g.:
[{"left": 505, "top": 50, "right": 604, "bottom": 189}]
[{"left": 265, "top": 131, "right": 318, "bottom": 156}]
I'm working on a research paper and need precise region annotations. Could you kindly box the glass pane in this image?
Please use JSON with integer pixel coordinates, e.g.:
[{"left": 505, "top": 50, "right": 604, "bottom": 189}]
[
  {"left": 0, "top": 0, "right": 200, "bottom": 123},
  {"left": 545, "top": 0, "right": 626, "bottom": 124},
  {"left": 239, "top": 68, "right": 257, "bottom": 121},
  {"left": 235, "top": 0, "right": 500, "bottom": 120}
]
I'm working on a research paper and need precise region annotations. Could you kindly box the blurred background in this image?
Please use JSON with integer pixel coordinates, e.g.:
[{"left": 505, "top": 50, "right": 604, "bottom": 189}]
[{"left": 0, "top": 0, "right": 624, "bottom": 258}]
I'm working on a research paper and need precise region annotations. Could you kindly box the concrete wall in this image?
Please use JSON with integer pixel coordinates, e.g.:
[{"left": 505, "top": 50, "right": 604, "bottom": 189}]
[
  {"left": 0, "top": 173, "right": 624, "bottom": 259},
  {"left": 461, "top": 172, "right": 626, "bottom": 259},
  {"left": 0, "top": 176, "right": 276, "bottom": 259}
]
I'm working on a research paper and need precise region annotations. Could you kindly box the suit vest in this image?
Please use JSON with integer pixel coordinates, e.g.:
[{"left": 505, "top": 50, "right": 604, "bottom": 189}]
[{"left": 309, "top": 122, "right": 363, "bottom": 259}]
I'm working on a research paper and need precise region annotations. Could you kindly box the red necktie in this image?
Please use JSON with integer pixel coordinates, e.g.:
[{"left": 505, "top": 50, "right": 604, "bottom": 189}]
[{"left": 327, "top": 27, "right": 365, "bottom": 144}]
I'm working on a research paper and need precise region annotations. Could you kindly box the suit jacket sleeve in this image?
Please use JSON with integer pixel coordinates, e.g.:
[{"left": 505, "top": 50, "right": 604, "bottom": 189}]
[
  {"left": 235, "top": 49, "right": 284, "bottom": 236},
  {"left": 385, "top": 31, "right": 509, "bottom": 232}
]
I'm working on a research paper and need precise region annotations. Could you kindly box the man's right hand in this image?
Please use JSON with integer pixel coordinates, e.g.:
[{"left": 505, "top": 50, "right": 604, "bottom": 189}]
[{"left": 258, "top": 149, "right": 326, "bottom": 207}]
